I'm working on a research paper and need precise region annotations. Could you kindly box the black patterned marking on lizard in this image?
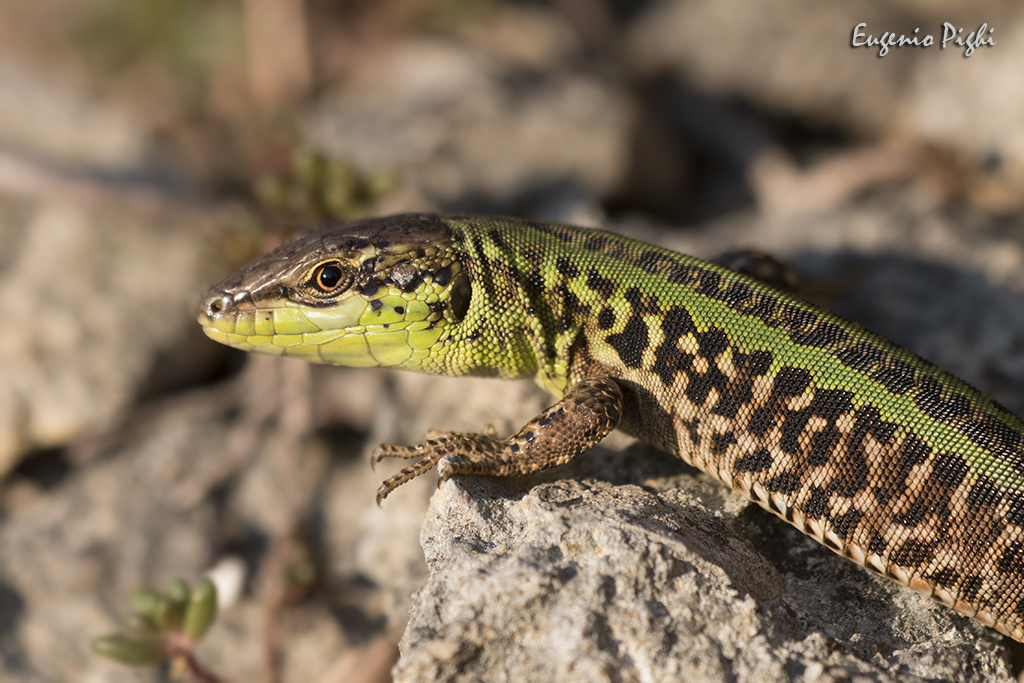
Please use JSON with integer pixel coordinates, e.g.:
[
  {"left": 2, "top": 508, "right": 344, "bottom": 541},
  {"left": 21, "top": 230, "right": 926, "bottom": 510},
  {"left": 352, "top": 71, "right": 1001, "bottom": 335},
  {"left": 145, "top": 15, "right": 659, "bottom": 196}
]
[
  {"left": 624, "top": 287, "right": 660, "bottom": 315},
  {"left": 553, "top": 284, "right": 590, "bottom": 333},
  {"left": 1007, "top": 495, "right": 1024, "bottom": 525},
  {"left": 696, "top": 270, "right": 722, "bottom": 298},
  {"left": 529, "top": 221, "right": 574, "bottom": 243},
  {"left": 748, "top": 350, "right": 773, "bottom": 376},
  {"left": 794, "top": 390, "right": 854, "bottom": 468},
  {"left": 607, "top": 313, "right": 647, "bottom": 370},
  {"left": 824, "top": 406, "right": 874, "bottom": 498},
  {"left": 774, "top": 366, "right": 813, "bottom": 396},
  {"left": 711, "top": 354, "right": 755, "bottom": 420},
  {"left": 361, "top": 280, "right": 382, "bottom": 297},
  {"left": 967, "top": 476, "right": 1003, "bottom": 511},
  {"left": 766, "top": 472, "right": 801, "bottom": 494},
  {"left": 915, "top": 376, "right": 973, "bottom": 423},
  {"left": 683, "top": 330, "right": 731, "bottom": 407},
  {"left": 555, "top": 256, "right": 579, "bottom": 278},
  {"left": 790, "top": 320, "right": 849, "bottom": 349},
  {"left": 959, "top": 575, "right": 985, "bottom": 603},
  {"left": 718, "top": 281, "right": 755, "bottom": 308},
  {"left": 871, "top": 434, "right": 929, "bottom": 505},
  {"left": 747, "top": 366, "right": 811, "bottom": 438},
  {"left": 651, "top": 305, "right": 699, "bottom": 386},
  {"left": 869, "top": 417, "right": 898, "bottom": 445},
  {"left": 832, "top": 509, "right": 864, "bottom": 540},
  {"left": 811, "top": 389, "right": 855, "bottom": 421},
  {"left": 868, "top": 532, "right": 888, "bottom": 555},
  {"left": 807, "top": 426, "right": 842, "bottom": 467},
  {"left": 870, "top": 360, "right": 917, "bottom": 394},
  {"left": 891, "top": 540, "right": 936, "bottom": 567},
  {"left": 638, "top": 250, "right": 667, "bottom": 275},
  {"left": 666, "top": 264, "right": 700, "bottom": 286},
  {"left": 835, "top": 341, "right": 884, "bottom": 372},
  {"left": 927, "top": 567, "right": 959, "bottom": 588},
  {"left": 780, "top": 410, "right": 812, "bottom": 457},
  {"left": 803, "top": 487, "right": 830, "bottom": 518},
  {"left": 586, "top": 269, "right": 616, "bottom": 298},
  {"left": 683, "top": 369, "right": 718, "bottom": 408},
  {"left": 432, "top": 265, "right": 452, "bottom": 286},
  {"left": 998, "top": 542, "right": 1024, "bottom": 576},
  {"left": 931, "top": 451, "right": 969, "bottom": 490},
  {"left": 971, "top": 417, "right": 1024, "bottom": 454},
  {"left": 597, "top": 307, "right": 616, "bottom": 330},
  {"left": 893, "top": 501, "right": 929, "bottom": 527},
  {"left": 487, "top": 229, "right": 508, "bottom": 252},
  {"left": 711, "top": 431, "right": 737, "bottom": 455},
  {"left": 734, "top": 448, "right": 773, "bottom": 473},
  {"left": 470, "top": 236, "right": 499, "bottom": 302},
  {"left": 520, "top": 264, "right": 546, "bottom": 320},
  {"left": 584, "top": 235, "right": 609, "bottom": 252},
  {"left": 696, "top": 329, "right": 729, "bottom": 358},
  {"left": 682, "top": 418, "right": 701, "bottom": 447}
]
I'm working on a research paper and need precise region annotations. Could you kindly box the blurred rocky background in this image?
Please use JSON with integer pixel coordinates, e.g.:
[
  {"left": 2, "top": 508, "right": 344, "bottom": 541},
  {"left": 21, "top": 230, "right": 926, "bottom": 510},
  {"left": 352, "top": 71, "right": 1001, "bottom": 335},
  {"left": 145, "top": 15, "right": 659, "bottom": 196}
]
[{"left": 1, "top": 1, "right": 1024, "bottom": 681}]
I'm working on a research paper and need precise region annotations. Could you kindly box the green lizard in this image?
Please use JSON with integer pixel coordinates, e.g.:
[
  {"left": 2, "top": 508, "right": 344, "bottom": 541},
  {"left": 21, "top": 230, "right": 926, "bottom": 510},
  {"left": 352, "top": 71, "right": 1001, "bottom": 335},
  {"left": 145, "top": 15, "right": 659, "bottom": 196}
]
[{"left": 197, "top": 213, "right": 1024, "bottom": 643}]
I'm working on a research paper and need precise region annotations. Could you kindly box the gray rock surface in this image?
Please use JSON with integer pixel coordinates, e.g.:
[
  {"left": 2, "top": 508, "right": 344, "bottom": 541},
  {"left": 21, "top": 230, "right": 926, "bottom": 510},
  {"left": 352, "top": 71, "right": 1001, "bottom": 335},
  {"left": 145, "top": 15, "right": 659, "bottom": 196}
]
[
  {"left": 396, "top": 472, "right": 1010, "bottom": 683},
  {"left": 628, "top": 0, "right": 1024, "bottom": 208},
  {"left": 305, "top": 39, "right": 632, "bottom": 210},
  {"left": 0, "top": 195, "right": 222, "bottom": 475}
]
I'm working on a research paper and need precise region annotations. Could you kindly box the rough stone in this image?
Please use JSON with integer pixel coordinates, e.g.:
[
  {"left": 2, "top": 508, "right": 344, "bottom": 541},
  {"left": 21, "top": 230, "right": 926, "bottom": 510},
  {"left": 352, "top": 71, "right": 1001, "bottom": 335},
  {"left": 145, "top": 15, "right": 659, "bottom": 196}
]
[
  {"left": 305, "top": 39, "right": 632, "bottom": 209},
  {"left": 395, "top": 454, "right": 1013, "bottom": 683}
]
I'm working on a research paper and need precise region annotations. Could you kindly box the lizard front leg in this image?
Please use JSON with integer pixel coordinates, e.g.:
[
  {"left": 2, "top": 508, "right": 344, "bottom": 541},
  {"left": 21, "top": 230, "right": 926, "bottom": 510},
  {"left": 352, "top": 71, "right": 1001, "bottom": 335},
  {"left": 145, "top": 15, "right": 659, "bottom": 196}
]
[{"left": 372, "top": 377, "right": 623, "bottom": 504}]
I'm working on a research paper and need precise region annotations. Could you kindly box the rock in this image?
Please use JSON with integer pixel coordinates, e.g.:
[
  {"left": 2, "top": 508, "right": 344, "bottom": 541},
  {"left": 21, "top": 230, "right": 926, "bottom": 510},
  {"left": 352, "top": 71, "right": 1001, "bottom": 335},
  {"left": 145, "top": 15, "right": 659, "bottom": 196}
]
[
  {"left": 395, "top": 452, "right": 1013, "bottom": 683},
  {"left": 305, "top": 39, "right": 632, "bottom": 210},
  {"left": 627, "top": 0, "right": 1024, "bottom": 210},
  {"left": 0, "top": 196, "right": 224, "bottom": 475}
]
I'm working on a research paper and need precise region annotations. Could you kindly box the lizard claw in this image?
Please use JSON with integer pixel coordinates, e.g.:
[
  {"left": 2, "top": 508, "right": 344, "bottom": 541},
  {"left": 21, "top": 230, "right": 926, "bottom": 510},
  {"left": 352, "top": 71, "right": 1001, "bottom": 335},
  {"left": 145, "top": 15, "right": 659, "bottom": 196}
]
[{"left": 437, "top": 456, "right": 455, "bottom": 484}]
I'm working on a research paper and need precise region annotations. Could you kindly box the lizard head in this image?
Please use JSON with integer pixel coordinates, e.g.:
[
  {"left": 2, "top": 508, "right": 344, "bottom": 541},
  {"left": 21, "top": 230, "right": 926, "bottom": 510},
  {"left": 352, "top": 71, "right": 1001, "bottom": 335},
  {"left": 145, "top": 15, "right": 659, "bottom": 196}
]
[{"left": 197, "top": 213, "right": 470, "bottom": 367}]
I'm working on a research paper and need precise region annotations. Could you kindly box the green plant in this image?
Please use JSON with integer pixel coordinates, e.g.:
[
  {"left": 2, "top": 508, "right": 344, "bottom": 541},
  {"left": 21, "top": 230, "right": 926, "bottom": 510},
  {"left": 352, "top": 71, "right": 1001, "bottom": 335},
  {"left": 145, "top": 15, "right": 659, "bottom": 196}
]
[{"left": 93, "top": 578, "right": 221, "bottom": 682}]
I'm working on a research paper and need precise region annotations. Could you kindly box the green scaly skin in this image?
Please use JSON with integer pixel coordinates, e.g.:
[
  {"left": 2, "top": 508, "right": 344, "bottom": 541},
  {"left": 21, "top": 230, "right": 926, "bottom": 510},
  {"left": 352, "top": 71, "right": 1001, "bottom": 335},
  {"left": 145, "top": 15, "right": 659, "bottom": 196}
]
[{"left": 198, "top": 213, "right": 1024, "bottom": 643}]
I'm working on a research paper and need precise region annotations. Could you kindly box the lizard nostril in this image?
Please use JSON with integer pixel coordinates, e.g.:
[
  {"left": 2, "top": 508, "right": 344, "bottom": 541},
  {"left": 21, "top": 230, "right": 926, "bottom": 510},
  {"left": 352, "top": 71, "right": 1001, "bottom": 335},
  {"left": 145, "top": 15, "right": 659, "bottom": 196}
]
[{"left": 205, "top": 294, "right": 233, "bottom": 317}]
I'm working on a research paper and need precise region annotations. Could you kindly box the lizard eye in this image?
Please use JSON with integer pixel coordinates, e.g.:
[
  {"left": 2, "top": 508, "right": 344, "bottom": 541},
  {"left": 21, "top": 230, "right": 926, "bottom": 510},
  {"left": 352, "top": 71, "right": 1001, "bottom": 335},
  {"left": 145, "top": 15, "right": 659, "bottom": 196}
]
[{"left": 311, "top": 261, "right": 350, "bottom": 294}]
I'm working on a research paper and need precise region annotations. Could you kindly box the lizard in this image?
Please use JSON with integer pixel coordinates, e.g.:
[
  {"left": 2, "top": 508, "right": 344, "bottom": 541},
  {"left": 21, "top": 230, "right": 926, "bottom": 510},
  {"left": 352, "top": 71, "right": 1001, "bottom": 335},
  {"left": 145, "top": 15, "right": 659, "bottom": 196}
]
[{"left": 197, "top": 212, "right": 1024, "bottom": 643}]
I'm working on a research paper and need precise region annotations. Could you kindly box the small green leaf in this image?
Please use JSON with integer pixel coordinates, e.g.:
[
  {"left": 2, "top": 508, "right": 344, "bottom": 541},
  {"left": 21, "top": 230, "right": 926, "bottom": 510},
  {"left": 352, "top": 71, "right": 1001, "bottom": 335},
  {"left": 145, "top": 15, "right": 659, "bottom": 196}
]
[
  {"left": 182, "top": 578, "right": 218, "bottom": 643},
  {"left": 92, "top": 634, "right": 168, "bottom": 665},
  {"left": 166, "top": 579, "right": 190, "bottom": 605},
  {"left": 130, "top": 588, "right": 167, "bottom": 622},
  {"left": 162, "top": 579, "right": 190, "bottom": 631}
]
